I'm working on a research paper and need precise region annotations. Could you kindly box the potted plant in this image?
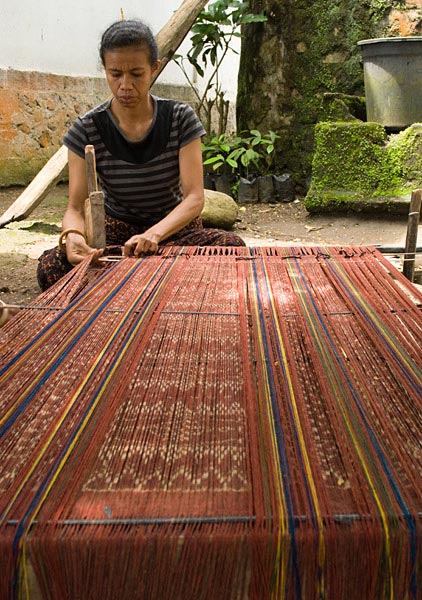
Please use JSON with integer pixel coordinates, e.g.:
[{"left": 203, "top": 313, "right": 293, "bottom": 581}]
[
  {"left": 202, "top": 129, "right": 281, "bottom": 201},
  {"left": 234, "top": 130, "right": 280, "bottom": 203},
  {"left": 202, "top": 133, "right": 240, "bottom": 195}
]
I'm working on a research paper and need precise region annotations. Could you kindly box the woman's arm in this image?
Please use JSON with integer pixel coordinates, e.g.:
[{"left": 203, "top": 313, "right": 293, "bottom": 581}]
[
  {"left": 123, "top": 137, "right": 205, "bottom": 256},
  {"left": 62, "top": 150, "right": 103, "bottom": 264}
]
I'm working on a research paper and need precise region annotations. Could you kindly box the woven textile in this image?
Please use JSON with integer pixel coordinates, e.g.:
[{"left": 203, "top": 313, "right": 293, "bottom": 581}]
[{"left": 0, "top": 246, "right": 421, "bottom": 600}]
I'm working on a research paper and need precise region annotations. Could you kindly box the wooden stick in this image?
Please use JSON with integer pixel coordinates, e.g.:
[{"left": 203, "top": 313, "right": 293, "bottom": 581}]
[
  {"left": 0, "top": 300, "right": 22, "bottom": 327},
  {"left": 0, "top": 303, "right": 23, "bottom": 311},
  {"left": 376, "top": 245, "right": 422, "bottom": 254},
  {"left": 0, "top": 145, "right": 68, "bottom": 227},
  {"left": 0, "top": 0, "right": 208, "bottom": 227},
  {"left": 84, "top": 145, "right": 98, "bottom": 195},
  {"left": 85, "top": 191, "right": 106, "bottom": 248},
  {"left": 403, "top": 189, "right": 422, "bottom": 282}
]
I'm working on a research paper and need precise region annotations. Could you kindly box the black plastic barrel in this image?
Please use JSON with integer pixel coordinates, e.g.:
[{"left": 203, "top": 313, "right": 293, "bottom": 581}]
[{"left": 358, "top": 37, "right": 422, "bottom": 128}]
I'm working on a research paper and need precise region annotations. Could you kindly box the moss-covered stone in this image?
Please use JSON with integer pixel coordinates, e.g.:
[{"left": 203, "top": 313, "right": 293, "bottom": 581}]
[
  {"left": 319, "top": 93, "right": 367, "bottom": 122},
  {"left": 386, "top": 123, "right": 422, "bottom": 184},
  {"left": 305, "top": 121, "right": 422, "bottom": 212}
]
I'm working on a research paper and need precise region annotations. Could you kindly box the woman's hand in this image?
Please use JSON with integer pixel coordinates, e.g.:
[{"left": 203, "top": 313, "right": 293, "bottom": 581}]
[
  {"left": 65, "top": 232, "right": 103, "bottom": 265},
  {"left": 123, "top": 232, "right": 161, "bottom": 257},
  {"left": 64, "top": 151, "right": 104, "bottom": 265}
]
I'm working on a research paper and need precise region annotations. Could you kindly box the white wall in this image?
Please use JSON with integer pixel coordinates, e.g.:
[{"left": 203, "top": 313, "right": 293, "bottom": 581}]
[{"left": 0, "top": 0, "right": 239, "bottom": 100}]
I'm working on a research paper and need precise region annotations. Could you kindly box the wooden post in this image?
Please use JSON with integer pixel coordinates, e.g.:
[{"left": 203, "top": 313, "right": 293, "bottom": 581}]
[
  {"left": 403, "top": 189, "right": 422, "bottom": 282},
  {"left": 84, "top": 145, "right": 106, "bottom": 249},
  {"left": 0, "top": 0, "right": 208, "bottom": 227},
  {"left": 85, "top": 144, "right": 98, "bottom": 195}
]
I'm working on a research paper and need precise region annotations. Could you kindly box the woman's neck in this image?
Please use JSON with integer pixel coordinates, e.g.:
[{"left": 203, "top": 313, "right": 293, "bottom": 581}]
[{"left": 110, "top": 94, "right": 155, "bottom": 141}]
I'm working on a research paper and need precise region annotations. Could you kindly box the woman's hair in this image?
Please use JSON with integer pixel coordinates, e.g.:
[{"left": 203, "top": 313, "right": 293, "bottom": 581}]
[{"left": 99, "top": 20, "right": 158, "bottom": 66}]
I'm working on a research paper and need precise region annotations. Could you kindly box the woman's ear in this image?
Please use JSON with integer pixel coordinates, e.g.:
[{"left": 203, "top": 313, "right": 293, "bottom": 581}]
[{"left": 152, "top": 60, "right": 161, "bottom": 76}]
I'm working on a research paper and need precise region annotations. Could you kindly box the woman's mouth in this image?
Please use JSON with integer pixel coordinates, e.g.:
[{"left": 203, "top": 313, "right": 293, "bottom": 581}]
[{"left": 118, "top": 96, "right": 136, "bottom": 105}]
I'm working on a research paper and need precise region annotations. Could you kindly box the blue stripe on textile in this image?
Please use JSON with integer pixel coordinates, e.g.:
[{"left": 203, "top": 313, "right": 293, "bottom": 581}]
[
  {"left": 0, "top": 258, "right": 124, "bottom": 377},
  {"left": 258, "top": 255, "right": 324, "bottom": 594},
  {"left": 326, "top": 259, "right": 422, "bottom": 398},
  {"left": 322, "top": 256, "right": 419, "bottom": 598},
  {"left": 292, "top": 254, "right": 418, "bottom": 599},
  {"left": 251, "top": 258, "right": 302, "bottom": 598},
  {"left": 10, "top": 251, "right": 182, "bottom": 597},
  {"left": 0, "top": 257, "right": 160, "bottom": 440}
]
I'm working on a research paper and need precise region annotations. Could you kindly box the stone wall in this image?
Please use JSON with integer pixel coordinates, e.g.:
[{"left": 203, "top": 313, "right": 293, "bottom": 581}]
[
  {"left": 389, "top": 0, "right": 422, "bottom": 35},
  {"left": 0, "top": 68, "right": 194, "bottom": 187}
]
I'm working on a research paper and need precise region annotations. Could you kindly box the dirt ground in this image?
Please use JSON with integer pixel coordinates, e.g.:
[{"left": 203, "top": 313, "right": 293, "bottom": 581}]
[{"left": 0, "top": 183, "right": 421, "bottom": 307}]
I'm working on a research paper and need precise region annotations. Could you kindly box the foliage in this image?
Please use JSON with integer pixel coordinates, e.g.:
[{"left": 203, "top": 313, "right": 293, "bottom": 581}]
[
  {"left": 202, "top": 129, "right": 280, "bottom": 176},
  {"left": 173, "top": 0, "right": 267, "bottom": 135}
]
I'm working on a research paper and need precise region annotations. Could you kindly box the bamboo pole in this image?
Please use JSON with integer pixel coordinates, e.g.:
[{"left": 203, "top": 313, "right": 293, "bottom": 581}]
[
  {"left": 153, "top": 0, "right": 209, "bottom": 84},
  {"left": 403, "top": 189, "right": 422, "bottom": 282},
  {"left": 0, "top": 0, "right": 208, "bottom": 228}
]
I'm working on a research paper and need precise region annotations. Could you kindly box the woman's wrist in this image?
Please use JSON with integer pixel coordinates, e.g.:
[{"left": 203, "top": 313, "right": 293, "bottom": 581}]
[
  {"left": 59, "top": 228, "right": 87, "bottom": 251},
  {"left": 142, "top": 229, "right": 163, "bottom": 244}
]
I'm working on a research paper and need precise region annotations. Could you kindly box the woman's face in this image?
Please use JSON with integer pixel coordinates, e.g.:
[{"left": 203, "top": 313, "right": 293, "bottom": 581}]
[{"left": 103, "top": 46, "right": 160, "bottom": 109}]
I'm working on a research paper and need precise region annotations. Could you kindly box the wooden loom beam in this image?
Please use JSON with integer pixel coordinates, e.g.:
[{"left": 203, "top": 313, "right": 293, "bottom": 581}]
[
  {"left": 84, "top": 145, "right": 106, "bottom": 248},
  {"left": 0, "top": 0, "right": 209, "bottom": 228},
  {"left": 403, "top": 188, "right": 422, "bottom": 282}
]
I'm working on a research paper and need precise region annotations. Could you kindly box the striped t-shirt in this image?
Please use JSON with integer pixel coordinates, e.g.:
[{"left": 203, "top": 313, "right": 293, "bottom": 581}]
[{"left": 63, "top": 95, "right": 206, "bottom": 227}]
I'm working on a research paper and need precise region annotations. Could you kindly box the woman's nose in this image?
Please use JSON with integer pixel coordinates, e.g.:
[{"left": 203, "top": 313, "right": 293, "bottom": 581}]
[{"left": 120, "top": 75, "right": 133, "bottom": 89}]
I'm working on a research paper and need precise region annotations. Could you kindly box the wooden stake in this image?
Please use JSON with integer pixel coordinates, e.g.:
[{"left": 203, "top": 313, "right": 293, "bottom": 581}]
[
  {"left": 85, "top": 144, "right": 98, "bottom": 195},
  {"left": 0, "top": 0, "right": 208, "bottom": 227},
  {"left": 403, "top": 189, "right": 422, "bottom": 282},
  {"left": 85, "top": 191, "right": 106, "bottom": 248}
]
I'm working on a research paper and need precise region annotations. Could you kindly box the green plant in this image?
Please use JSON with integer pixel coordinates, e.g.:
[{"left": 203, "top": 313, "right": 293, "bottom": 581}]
[
  {"left": 234, "top": 130, "right": 280, "bottom": 176},
  {"left": 173, "top": 0, "right": 267, "bottom": 135},
  {"left": 202, "top": 133, "right": 241, "bottom": 173},
  {"left": 202, "top": 129, "right": 280, "bottom": 177}
]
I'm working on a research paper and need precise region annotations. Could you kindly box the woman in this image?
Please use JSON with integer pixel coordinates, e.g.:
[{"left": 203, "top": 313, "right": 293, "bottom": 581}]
[{"left": 37, "top": 19, "right": 244, "bottom": 290}]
